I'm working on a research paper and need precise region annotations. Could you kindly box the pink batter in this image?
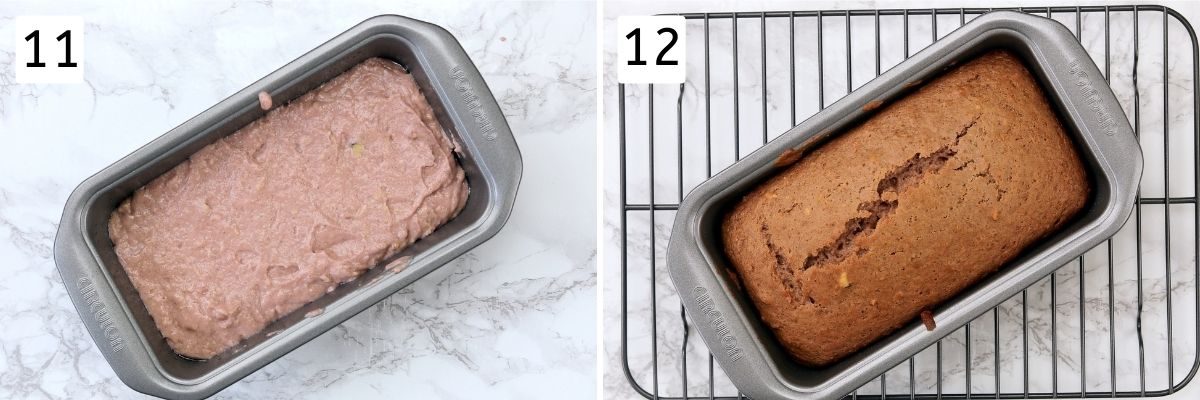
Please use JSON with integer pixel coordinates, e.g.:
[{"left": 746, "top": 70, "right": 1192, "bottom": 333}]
[{"left": 109, "top": 58, "right": 469, "bottom": 359}]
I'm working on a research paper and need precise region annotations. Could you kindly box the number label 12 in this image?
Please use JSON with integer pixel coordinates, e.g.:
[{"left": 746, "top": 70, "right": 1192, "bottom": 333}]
[{"left": 618, "top": 16, "right": 685, "bottom": 84}]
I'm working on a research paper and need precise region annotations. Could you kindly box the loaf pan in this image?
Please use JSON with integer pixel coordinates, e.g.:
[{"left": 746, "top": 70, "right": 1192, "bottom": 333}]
[
  {"left": 53, "top": 15, "right": 520, "bottom": 399},
  {"left": 666, "top": 11, "right": 1140, "bottom": 400}
]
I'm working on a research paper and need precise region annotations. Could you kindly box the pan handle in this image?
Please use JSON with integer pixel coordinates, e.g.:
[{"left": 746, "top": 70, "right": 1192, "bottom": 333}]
[
  {"left": 53, "top": 205, "right": 166, "bottom": 396},
  {"left": 666, "top": 215, "right": 794, "bottom": 400},
  {"left": 380, "top": 14, "right": 524, "bottom": 229},
  {"left": 990, "top": 11, "right": 1144, "bottom": 212}
]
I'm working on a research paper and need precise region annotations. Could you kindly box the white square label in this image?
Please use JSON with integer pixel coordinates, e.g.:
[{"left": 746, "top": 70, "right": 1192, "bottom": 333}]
[
  {"left": 14, "top": 16, "right": 84, "bottom": 84},
  {"left": 617, "top": 16, "right": 685, "bottom": 84}
]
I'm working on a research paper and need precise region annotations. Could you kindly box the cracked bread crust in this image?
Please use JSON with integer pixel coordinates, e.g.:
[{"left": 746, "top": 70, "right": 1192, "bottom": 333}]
[{"left": 721, "top": 50, "right": 1089, "bottom": 367}]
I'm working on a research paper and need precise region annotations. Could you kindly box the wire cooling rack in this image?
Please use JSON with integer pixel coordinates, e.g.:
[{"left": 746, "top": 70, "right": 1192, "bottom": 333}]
[{"left": 618, "top": 5, "right": 1199, "bottom": 399}]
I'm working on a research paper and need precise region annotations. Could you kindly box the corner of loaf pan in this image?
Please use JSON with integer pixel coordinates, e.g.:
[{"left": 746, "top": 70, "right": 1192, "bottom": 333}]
[
  {"left": 666, "top": 10, "right": 1141, "bottom": 400},
  {"left": 52, "top": 14, "right": 520, "bottom": 399}
]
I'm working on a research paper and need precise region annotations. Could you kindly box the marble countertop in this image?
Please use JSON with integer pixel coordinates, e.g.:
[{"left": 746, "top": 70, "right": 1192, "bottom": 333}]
[
  {"left": 0, "top": 1, "right": 596, "bottom": 399},
  {"left": 602, "top": 1, "right": 1200, "bottom": 399}
]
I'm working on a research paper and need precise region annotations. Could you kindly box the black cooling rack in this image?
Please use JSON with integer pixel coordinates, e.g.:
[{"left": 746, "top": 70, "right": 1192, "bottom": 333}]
[{"left": 617, "top": 5, "right": 1199, "bottom": 399}]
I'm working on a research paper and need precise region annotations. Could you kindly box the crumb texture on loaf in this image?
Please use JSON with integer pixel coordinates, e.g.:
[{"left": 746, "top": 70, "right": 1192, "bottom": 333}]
[
  {"left": 108, "top": 58, "right": 469, "bottom": 359},
  {"left": 721, "top": 50, "right": 1090, "bottom": 367}
]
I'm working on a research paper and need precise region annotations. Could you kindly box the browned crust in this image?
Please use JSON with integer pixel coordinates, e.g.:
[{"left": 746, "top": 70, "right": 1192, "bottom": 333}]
[{"left": 721, "top": 50, "right": 1090, "bottom": 367}]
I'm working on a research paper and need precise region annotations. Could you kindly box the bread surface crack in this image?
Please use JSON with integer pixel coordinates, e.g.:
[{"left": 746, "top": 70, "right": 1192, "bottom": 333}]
[
  {"left": 973, "top": 165, "right": 1007, "bottom": 201},
  {"left": 802, "top": 199, "right": 898, "bottom": 269},
  {"left": 761, "top": 222, "right": 809, "bottom": 304},
  {"left": 800, "top": 115, "right": 980, "bottom": 271}
]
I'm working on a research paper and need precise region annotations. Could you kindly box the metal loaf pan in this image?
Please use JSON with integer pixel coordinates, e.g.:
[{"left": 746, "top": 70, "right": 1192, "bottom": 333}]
[
  {"left": 53, "top": 15, "right": 520, "bottom": 399},
  {"left": 666, "top": 11, "right": 1141, "bottom": 400}
]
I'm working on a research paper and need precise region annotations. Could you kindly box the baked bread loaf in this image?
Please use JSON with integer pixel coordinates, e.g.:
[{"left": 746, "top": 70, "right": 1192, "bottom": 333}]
[{"left": 721, "top": 50, "right": 1089, "bottom": 367}]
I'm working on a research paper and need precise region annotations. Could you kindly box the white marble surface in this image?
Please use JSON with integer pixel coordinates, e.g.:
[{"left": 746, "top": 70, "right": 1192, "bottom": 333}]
[
  {"left": 0, "top": 1, "right": 596, "bottom": 399},
  {"left": 602, "top": 1, "right": 1200, "bottom": 399}
]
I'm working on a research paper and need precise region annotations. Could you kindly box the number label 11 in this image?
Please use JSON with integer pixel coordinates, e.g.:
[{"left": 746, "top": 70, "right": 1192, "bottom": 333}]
[
  {"left": 15, "top": 16, "right": 84, "bottom": 84},
  {"left": 617, "top": 16, "right": 685, "bottom": 84}
]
